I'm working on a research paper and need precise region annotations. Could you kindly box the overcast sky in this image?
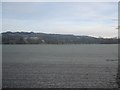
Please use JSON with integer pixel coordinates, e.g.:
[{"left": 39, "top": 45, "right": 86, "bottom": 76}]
[{"left": 2, "top": 2, "right": 118, "bottom": 38}]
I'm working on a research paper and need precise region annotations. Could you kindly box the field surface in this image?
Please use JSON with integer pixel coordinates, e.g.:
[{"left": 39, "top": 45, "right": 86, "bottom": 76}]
[{"left": 2, "top": 44, "right": 118, "bottom": 88}]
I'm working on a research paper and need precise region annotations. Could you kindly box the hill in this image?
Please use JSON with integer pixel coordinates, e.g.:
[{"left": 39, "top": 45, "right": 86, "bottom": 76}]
[{"left": 2, "top": 32, "right": 118, "bottom": 44}]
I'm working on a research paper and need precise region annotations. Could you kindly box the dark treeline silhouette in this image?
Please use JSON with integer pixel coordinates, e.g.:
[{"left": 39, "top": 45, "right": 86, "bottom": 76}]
[{"left": 2, "top": 31, "right": 119, "bottom": 44}]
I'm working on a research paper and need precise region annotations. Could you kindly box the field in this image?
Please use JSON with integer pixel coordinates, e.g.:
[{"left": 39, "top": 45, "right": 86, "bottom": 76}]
[{"left": 2, "top": 44, "right": 118, "bottom": 88}]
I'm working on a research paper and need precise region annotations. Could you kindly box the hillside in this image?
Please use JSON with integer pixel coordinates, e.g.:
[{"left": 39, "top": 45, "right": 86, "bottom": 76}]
[{"left": 2, "top": 32, "right": 118, "bottom": 44}]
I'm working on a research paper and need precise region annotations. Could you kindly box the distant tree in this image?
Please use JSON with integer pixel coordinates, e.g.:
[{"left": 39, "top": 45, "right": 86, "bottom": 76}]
[
  {"left": 1, "top": 32, "right": 119, "bottom": 44},
  {"left": 16, "top": 37, "right": 25, "bottom": 44}
]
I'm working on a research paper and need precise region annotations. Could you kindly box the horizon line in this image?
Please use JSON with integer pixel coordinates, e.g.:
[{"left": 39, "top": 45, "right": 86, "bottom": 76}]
[{"left": 1, "top": 31, "right": 118, "bottom": 39}]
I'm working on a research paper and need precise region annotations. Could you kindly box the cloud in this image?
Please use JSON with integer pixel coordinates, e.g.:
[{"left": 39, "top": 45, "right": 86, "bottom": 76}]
[
  {"left": 1, "top": 0, "right": 120, "bottom": 2},
  {"left": 2, "top": 2, "right": 118, "bottom": 38}
]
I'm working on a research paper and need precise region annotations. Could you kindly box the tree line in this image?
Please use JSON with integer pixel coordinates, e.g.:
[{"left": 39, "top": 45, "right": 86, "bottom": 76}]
[{"left": 2, "top": 32, "right": 119, "bottom": 44}]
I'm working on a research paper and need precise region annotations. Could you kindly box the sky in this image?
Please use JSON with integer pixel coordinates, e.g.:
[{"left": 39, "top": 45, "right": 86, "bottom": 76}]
[{"left": 2, "top": 2, "right": 118, "bottom": 38}]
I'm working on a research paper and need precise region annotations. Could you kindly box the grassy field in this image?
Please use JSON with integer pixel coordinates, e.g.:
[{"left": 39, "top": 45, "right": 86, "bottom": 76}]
[
  {"left": 3, "top": 63, "right": 118, "bottom": 88},
  {"left": 2, "top": 45, "right": 118, "bottom": 88}
]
